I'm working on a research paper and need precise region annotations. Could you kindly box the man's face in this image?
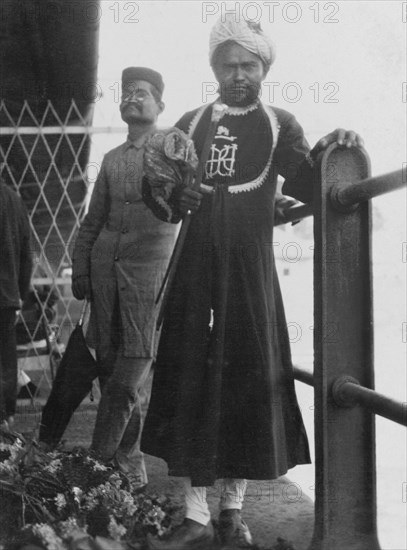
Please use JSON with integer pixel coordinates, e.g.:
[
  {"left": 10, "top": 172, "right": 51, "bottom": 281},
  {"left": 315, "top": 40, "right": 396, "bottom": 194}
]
[
  {"left": 120, "top": 80, "right": 163, "bottom": 125},
  {"left": 212, "top": 42, "right": 266, "bottom": 107}
]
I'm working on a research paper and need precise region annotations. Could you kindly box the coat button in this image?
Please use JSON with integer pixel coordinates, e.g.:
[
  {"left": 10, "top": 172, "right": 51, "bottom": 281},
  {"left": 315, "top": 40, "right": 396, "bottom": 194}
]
[
  {"left": 125, "top": 201, "right": 130, "bottom": 205},
  {"left": 114, "top": 256, "right": 119, "bottom": 261}
]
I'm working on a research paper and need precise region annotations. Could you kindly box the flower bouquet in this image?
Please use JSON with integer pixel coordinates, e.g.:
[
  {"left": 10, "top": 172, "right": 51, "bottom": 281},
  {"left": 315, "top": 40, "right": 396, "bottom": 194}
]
[
  {"left": 0, "top": 431, "right": 178, "bottom": 550},
  {"left": 143, "top": 127, "right": 198, "bottom": 222}
]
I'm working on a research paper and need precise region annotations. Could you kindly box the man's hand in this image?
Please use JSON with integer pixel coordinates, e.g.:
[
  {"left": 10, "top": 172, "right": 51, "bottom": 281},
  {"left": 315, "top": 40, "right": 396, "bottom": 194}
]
[
  {"left": 274, "top": 194, "right": 302, "bottom": 225},
  {"left": 313, "top": 128, "right": 364, "bottom": 157},
  {"left": 72, "top": 276, "right": 91, "bottom": 300},
  {"left": 178, "top": 187, "right": 203, "bottom": 216}
]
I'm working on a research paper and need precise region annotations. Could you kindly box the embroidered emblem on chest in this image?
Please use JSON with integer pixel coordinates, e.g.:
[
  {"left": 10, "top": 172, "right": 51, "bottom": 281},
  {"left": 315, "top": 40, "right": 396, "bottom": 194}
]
[{"left": 205, "top": 125, "right": 238, "bottom": 178}]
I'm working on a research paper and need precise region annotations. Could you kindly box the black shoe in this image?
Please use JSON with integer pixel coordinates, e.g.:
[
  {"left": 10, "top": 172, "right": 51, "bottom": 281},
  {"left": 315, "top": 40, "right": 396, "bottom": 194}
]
[
  {"left": 147, "top": 518, "right": 215, "bottom": 550},
  {"left": 218, "top": 510, "right": 253, "bottom": 548}
]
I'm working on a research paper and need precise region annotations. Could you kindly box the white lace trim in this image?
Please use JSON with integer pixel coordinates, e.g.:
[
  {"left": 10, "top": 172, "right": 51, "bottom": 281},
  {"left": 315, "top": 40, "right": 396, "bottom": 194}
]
[
  {"left": 228, "top": 103, "right": 280, "bottom": 194},
  {"left": 187, "top": 100, "right": 260, "bottom": 137},
  {"left": 188, "top": 105, "right": 210, "bottom": 138},
  {"left": 225, "top": 101, "right": 259, "bottom": 116}
]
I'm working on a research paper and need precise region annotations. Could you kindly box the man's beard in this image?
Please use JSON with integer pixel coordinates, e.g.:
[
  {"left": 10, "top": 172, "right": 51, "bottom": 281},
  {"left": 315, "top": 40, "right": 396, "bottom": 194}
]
[{"left": 219, "top": 83, "right": 260, "bottom": 106}]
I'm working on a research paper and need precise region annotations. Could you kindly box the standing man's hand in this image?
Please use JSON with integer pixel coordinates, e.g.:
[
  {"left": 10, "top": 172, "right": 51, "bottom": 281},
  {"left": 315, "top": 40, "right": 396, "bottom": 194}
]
[
  {"left": 274, "top": 194, "right": 302, "bottom": 225},
  {"left": 178, "top": 187, "right": 203, "bottom": 216},
  {"left": 312, "top": 128, "right": 364, "bottom": 157},
  {"left": 72, "top": 276, "right": 91, "bottom": 300}
]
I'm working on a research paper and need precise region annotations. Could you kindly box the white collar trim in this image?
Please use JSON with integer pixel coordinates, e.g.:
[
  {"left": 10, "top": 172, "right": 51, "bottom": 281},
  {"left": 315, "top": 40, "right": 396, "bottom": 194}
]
[{"left": 224, "top": 101, "right": 259, "bottom": 116}]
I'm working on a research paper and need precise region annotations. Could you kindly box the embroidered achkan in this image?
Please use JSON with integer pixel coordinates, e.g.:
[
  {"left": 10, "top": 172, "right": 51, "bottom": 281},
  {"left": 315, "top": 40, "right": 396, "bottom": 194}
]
[{"left": 142, "top": 100, "right": 314, "bottom": 486}]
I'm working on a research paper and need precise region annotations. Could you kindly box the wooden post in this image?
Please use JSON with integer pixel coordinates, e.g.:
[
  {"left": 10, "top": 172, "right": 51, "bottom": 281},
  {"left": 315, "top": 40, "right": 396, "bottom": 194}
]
[{"left": 309, "top": 144, "right": 381, "bottom": 550}]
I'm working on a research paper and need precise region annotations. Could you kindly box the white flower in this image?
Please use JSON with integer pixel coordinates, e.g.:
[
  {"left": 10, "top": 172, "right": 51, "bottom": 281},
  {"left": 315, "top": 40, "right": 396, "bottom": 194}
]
[
  {"left": 0, "top": 439, "right": 24, "bottom": 475},
  {"left": 0, "top": 460, "right": 17, "bottom": 476},
  {"left": 72, "top": 486, "right": 83, "bottom": 503},
  {"left": 0, "top": 441, "right": 22, "bottom": 478},
  {"left": 121, "top": 493, "right": 137, "bottom": 515},
  {"left": 0, "top": 438, "right": 23, "bottom": 455},
  {"left": 58, "top": 517, "right": 87, "bottom": 539},
  {"left": 84, "top": 455, "right": 108, "bottom": 471},
  {"left": 44, "top": 458, "right": 62, "bottom": 474},
  {"left": 31, "top": 523, "right": 66, "bottom": 550},
  {"left": 54, "top": 493, "right": 67, "bottom": 511},
  {"left": 92, "top": 461, "right": 108, "bottom": 472},
  {"left": 110, "top": 474, "right": 122, "bottom": 489},
  {"left": 82, "top": 491, "right": 98, "bottom": 511},
  {"left": 107, "top": 515, "right": 127, "bottom": 540}
]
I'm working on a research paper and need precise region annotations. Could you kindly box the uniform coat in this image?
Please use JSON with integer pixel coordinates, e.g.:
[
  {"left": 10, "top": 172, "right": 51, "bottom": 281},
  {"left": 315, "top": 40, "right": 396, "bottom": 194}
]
[{"left": 72, "top": 137, "right": 178, "bottom": 361}]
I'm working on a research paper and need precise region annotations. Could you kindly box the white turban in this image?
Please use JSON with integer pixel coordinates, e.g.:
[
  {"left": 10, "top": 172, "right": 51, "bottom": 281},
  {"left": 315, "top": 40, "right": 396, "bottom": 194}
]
[{"left": 209, "top": 15, "right": 276, "bottom": 71}]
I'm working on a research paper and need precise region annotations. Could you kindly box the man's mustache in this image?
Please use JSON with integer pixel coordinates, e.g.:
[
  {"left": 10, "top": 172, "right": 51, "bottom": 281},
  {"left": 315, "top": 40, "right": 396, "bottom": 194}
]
[
  {"left": 222, "top": 83, "right": 259, "bottom": 93},
  {"left": 121, "top": 98, "right": 145, "bottom": 111}
]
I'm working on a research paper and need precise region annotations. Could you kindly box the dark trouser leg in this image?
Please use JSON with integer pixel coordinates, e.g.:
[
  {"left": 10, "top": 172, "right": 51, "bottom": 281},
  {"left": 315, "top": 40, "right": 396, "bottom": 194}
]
[{"left": 0, "top": 308, "right": 18, "bottom": 422}]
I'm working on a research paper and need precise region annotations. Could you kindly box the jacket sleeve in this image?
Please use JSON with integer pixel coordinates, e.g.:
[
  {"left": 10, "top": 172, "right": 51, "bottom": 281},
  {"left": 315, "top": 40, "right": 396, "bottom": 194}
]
[
  {"left": 273, "top": 108, "right": 315, "bottom": 204},
  {"left": 18, "top": 200, "right": 33, "bottom": 301},
  {"left": 72, "top": 158, "right": 110, "bottom": 279}
]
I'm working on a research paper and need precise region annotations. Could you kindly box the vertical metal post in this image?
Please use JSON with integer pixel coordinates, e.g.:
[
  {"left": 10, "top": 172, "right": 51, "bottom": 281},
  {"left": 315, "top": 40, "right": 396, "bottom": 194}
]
[{"left": 309, "top": 144, "right": 381, "bottom": 550}]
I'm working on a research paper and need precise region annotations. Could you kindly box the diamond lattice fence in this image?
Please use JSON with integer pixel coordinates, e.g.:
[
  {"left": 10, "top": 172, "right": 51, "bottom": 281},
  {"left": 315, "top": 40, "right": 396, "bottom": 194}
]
[{"left": 0, "top": 100, "right": 94, "bottom": 398}]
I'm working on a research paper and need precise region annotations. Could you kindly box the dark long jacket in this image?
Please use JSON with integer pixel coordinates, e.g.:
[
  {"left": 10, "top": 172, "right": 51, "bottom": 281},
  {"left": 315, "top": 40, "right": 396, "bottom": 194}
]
[
  {"left": 0, "top": 182, "right": 32, "bottom": 309},
  {"left": 142, "top": 101, "right": 314, "bottom": 486}
]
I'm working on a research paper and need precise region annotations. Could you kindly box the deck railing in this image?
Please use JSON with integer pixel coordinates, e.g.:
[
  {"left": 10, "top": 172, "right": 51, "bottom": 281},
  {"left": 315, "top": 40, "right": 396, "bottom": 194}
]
[{"left": 288, "top": 145, "right": 406, "bottom": 550}]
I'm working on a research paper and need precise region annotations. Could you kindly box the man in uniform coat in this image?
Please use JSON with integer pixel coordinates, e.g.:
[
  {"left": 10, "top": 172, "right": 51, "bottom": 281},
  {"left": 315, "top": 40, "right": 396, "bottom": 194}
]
[{"left": 71, "top": 67, "right": 178, "bottom": 485}]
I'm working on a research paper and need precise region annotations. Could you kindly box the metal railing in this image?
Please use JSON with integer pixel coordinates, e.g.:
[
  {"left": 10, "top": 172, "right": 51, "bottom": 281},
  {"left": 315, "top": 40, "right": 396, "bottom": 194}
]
[
  {"left": 292, "top": 366, "right": 406, "bottom": 427},
  {"left": 288, "top": 145, "right": 406, "bottom": 550}
]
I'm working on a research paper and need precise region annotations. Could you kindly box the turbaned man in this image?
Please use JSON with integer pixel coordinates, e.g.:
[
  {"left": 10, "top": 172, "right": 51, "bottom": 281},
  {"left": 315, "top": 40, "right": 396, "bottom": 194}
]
[{"left": 142, "top": 17, "right": 363, "bottom": 550}]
